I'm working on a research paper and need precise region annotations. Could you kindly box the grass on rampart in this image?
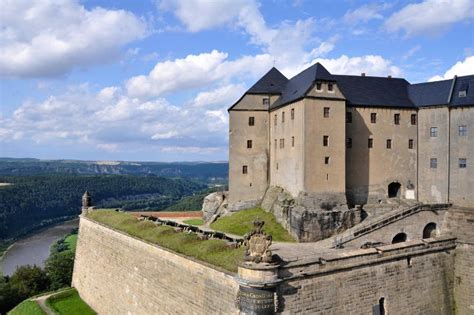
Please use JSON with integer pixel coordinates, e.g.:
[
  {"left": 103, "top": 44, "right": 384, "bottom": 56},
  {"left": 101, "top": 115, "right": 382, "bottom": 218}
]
[
  {"left": 183, "top": 218, "right": 204, "bottom": 226},
  {"left": 210, "top": 207, "right": 296, "bottom": 242},
  {"left": 46, "top": 288, "right": 95, "bottom": 315},
  {"left": 64, "top": 234, "right": 77, "bottom": 252},
  {"left": 7, "top": 300, "right": 45, "bottom": 315},
  {"left": 87, "top": 210, "right": 244, "bottom": 272}
]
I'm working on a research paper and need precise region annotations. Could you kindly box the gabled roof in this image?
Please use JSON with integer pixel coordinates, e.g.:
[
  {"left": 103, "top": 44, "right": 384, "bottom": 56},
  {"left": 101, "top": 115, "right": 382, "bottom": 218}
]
[
  {"left": 270, "top": 63, "right": 335, "bottom": 109},
  {"left": 246, "top": 67, "right": 288, "bottom": 94},
  {"left": 408, "top": 79, "right": 452, "bottom": 107},
  {"left": 449, "top": 75, "right": 474, "bottom": 107},
  {"left": 335, "top": 75, "right": 415, "bottom": 108}
]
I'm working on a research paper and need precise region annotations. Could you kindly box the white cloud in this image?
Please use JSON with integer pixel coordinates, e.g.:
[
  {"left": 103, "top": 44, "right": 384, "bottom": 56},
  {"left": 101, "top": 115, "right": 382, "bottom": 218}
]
[
  {"left": 343, "top": 3, "right": 391, "bottom": 25},
  {"left": 314, "top": 55, "right": 402, "bottom": 77},
  {"left": 403, "top": 45, "right": 422, "bottom": 60},
  {"left": 0, "top": 0, "right": 147, "bottom": 78},
  {"left": 191, "top": 84, "right": 246, "bottom": 108},
  {"left": 429, "top": 56, "right": 474, "bottom": 81},
  {"left": 385, "top": 0, "right": 474, "bottom": 36}
]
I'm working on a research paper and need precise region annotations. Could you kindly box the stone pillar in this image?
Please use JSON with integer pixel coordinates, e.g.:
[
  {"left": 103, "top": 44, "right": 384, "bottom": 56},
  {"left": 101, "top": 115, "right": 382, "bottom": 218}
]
[
  {"left": 81, "top": 191, "right": 93, "bottom": 215},
  {"left": 236, "top": 262, "right": 281, "bottom": 315}
]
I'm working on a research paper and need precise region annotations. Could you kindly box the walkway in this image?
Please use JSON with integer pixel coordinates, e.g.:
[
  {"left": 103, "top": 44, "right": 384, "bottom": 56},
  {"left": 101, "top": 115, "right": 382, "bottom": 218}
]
[{"left": 33, "top": 293, "right": 55, "bottom": 315}]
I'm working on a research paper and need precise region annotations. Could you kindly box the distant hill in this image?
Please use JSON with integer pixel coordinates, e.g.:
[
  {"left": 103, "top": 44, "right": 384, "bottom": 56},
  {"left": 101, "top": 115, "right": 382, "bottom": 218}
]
[{"left": 0, "top": 158, "right": 228, "bottom": 184}]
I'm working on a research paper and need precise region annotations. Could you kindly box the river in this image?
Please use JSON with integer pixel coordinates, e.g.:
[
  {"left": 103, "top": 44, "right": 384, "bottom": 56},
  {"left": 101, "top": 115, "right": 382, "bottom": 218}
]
[{"left": 1, "top": 219, "right": 79, "bottom": 276}]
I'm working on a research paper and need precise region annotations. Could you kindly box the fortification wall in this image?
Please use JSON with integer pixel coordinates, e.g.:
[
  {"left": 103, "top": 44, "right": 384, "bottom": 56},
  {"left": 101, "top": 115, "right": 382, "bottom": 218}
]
[
  {"left": 72, "top": 217, "right": 239, "bottom": 315},
  {"left": 278, "top": 238, "right": 456, "bottom": 314}
]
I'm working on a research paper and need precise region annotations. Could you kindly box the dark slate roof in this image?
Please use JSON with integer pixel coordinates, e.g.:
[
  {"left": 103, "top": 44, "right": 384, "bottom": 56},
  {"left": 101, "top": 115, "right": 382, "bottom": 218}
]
[
  {"left": 271, "top": 63, "right": 335, "bottom": 109},
  {"left": 335, "top": 75, "right": 414, "bottom": 108},
  {"left": 246, "top": 67, "right": 288, "bottom": 94},
  {"left": 449, "top": 75, "right": 474, "bottom": 107},
  {"left": 408, "top": 79, "right": 452, "bottom": 107}
]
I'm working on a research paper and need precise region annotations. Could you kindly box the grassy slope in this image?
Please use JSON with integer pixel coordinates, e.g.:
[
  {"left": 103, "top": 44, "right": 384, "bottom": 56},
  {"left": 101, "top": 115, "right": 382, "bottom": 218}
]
[
  {"left": 64, "top": 234, "right": 77, "bottom": 252},
  {"left": 211, "top": 207, "right": 296, "bottom": 242},
  {"left": 7, "top": 300, "right": 45, "bottom": 315},
  {"left": 87, "top": 210, "right": 244, "bottom": 272},
  {"left": 183, "top": 219, "right": 204, "bottom": 226},
  {"left": 46, "top": 289, "right": 95, "bottom": 315}
]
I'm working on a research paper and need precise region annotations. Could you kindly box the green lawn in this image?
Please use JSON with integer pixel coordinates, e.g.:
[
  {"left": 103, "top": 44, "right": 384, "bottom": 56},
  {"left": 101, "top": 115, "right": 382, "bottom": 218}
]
[
  {"left": 46, "top": 288, "right": 95, "bottom": 315},
  {"left": 87, "top": 210, "right": 244, "bottom": 272},
  {"left": 183, "top": 218, "right": 204, "bottom": 226},
  {"left": 8, "top": 300, "right": 45, "bottom": 315},
  {"left": 64, "top": 234, "right": 77, "bottom": 252},
  {"left": 210, "top": 207, "right": 296, "bottom": 242}
]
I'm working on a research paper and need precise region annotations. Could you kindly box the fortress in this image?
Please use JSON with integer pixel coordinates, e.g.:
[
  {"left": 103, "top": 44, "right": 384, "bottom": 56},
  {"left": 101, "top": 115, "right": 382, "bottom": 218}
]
[{"left": 72, "top": 63, "right": 473, "bottom": 314}]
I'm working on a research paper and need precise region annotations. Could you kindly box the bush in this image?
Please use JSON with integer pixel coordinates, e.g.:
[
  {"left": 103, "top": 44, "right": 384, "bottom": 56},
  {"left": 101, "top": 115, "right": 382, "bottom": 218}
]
[{"left": 45, "top": 251, "right": 75, "bottom": 290}]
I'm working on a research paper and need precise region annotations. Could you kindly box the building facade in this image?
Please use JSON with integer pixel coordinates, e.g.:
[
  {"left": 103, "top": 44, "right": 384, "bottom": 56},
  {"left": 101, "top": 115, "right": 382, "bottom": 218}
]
[{"left": 228, "top": 63, "right": 473, "bottom": 209}]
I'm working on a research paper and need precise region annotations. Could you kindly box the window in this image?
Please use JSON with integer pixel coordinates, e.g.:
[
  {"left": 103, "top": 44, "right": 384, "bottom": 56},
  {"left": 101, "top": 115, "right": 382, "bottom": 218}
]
[
  {"left": 323, "top": 135, "right": 329, "bottom": 146},
  {"left": 346, "top": 112, "right": 352, "bottom": 123},
  {"left": 274, "top": 114, "right": 277, "bottom": 126},
  {"left": 430, "top": 158, "right": 437, "bottom": 169},
  {"left": 242, "top": 165, "right": 248, "bottom": 174},
  {"left": 279, "top": 138, "right": 285, "bottom": 149},
  {"left": 325, "top": 156, "right": 330, "bottom": 164},
  {"left": 247, "top": 140, "right": 252, "bottom": 149},
  {"left": 291, "top": 108, "right": 295, "bottom": 120},
  {"left": 248, "top": 116, "right": 255, "bottom": 126},
  {"left": 274, "top": 139, "right": 277, "bottom": 150},
  {"left": 262, "top": 98, "right": 270, "bottom": 106},
  {"left": 411, "top": 114, "right": 417, "bottom": 125},
  {"left": 459, "top": 158, "right": 467, "bottom": 168},
  {"left": 394, "top": 113, "right": 400, "bottom": 125},
  {"left": 459, "top": 125, "right": 467, "bottom": 136},
  {"left": 371, "top": 113, "right": 377, "bottom": 124},
  {"left": 328, "top": 83, "right": 334, "bottom": 91},
  {"left": 430, "top": 127, "right": 438, "bottom": 137},
  {"left": 292, "top": 136, "right": 295, "bottom": 147},
  {"left": 324, "top": 107, "right": 330, "bottom": 118},
  {"left": 386, "top": 139, "right": 392, "bottom": 149},
  {"left": 368, "top": 138, "right": 373, "bottom": 148},
  {"left": 408, "top": 139, "right": 414, "bottom": 149},
  {"left": 282, "top": 112, "right": 285, "bottom": 123},
  {"left": 316, "top": 82, "right": 322, "bottom": 91},
  {"left": 459, "top": 90, "right": 467, "bottom": 97},
  {"left": 346, "top": 138, "right": 352, "bottom": 149}
]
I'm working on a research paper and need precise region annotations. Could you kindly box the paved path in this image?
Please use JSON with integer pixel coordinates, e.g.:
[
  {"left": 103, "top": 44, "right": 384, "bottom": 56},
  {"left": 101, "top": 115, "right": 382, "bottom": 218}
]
[{"left": 33, "top": 293, "right": 55, "bottom": 315}]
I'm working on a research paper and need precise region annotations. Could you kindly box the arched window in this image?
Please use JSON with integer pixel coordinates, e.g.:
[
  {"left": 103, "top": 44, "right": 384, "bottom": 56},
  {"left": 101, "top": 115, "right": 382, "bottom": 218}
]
[
  {"left": 392, "top": 233, "right": 407, "bottom": 244},
  {"left": 423, "top": 223, "right": 437, "bottom": 239}
]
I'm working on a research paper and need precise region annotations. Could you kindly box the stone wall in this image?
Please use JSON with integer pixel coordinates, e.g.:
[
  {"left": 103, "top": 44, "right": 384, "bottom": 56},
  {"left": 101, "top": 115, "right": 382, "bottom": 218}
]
[
  {"left": 278, "top": 238, "right": 456, "bottom": 314},
  {"left": 72, "top": 217, "right": 239, "bottom": 315}
]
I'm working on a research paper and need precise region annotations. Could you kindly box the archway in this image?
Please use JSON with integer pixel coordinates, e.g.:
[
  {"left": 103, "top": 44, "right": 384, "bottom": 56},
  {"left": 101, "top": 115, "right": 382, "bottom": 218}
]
[
  {"left": 423, "top": 223, "right": 437, "bottom": 239},
  {"left": 388, "top": 182, "right": 401, "bottom": 198},
  {"left": 392, "top": 232, "right": 407, "bottom": 244}
]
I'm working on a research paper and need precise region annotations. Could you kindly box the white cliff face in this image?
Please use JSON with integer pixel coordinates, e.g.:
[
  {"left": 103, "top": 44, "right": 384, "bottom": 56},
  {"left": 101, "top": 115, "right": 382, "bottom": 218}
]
[{"left": 201, "top": 191, "right": 229, "bottom": 224}]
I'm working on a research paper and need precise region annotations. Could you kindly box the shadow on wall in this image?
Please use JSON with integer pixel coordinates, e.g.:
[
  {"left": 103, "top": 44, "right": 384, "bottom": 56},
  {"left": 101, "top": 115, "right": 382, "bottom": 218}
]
[{"left": 346, "top": 109, "right": 372, "bottom": 206}]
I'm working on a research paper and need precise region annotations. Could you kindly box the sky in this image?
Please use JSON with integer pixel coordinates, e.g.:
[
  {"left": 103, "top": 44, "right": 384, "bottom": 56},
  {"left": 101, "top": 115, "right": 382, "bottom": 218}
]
[{"left": 0, "top": 0, "right": 473, "bottom": 162}]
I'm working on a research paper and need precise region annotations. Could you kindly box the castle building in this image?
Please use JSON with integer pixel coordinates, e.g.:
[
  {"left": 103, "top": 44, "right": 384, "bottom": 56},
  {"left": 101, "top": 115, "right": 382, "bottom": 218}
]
[{"left": 228, "top": 63, "right": 473, "bottom": 210}]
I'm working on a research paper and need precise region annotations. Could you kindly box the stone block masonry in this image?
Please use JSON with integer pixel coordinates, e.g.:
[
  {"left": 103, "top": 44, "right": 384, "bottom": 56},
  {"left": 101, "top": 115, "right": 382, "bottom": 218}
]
[{"left": 72, "top": 216, "right": 239, "bottom": 315}]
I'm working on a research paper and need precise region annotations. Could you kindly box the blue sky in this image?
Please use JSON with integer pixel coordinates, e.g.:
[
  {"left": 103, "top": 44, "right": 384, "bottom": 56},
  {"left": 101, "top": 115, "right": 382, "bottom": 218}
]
[{"left": 0, "top": 0, "right": 473, "bottom": 162}]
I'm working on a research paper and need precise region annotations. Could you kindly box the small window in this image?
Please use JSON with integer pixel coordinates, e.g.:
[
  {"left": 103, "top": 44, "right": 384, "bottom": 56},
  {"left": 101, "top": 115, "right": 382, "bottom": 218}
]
[
  {"left": 324, "top": 156, "right": 330, "bottom": 164},
  {"left": 274, "top": 114, "right": 277, "bottom": 126},
  {"left": 328, "top": 83, "right": 333, "bottom": 91},
  {"left": 247, "top": 140, "right": 252, "bottom": 149},
  {"left": 346, "top": 112, "right": 352, "bottom": 123},
  {"left": 459, "top": 125, "right": 467, "bottom": 136},
  {"left": 459, "top": 90, "right": 467, "bottom": 97},
  {"left": 411, "top": 114, "right": 417, "bottom": 125},
  {"left": 274, "top": 139, "right": 277, "bottom": 150},
  {"left": 292, "top": 136, "right": 295, "bottom": 147},
  {"left": 459, "top": 158, "right": 467, "bottom": 168},
  {"left": 430, "top": 127, "right": 438, "bottom": 137},
  {"left": 291, "top": 108, "right": 295, "bottom": 120},
  {"left": 248, "top": 116, "right": 255, "bottom": 126},
  {"left": 368, "top": 138, "right": 373, "bottom": 148},
  {"left": 371, "top": 113, "right": 377, "bottom": 124},
  {"left": 282, "top": 112, "right": 285, "bottom": 123},
  {"left": 324, "top": 107, "right": 330, "bottom": 118},
  {"left": 408, "top": 139, "right": 414, "bottom": 149},
  {"left": 394, "top": 113, "right": 400, "bottom": 125},
  {"left": 262, "top": 98, "right": 270, "bottom": 106},
  {"left": 430, "top": 158, "right": 437, "bottom": 169},
  {"left": 386, "top": 139, "right": 392, "bottom": 149},
  {"left": 279, "top": 138, "right": 285, "bottom": 149},
  {"left": 276, "top": 163, "right": 279, "bottom": 170},
  {"left": 242, "top": 165, "right": 248, "bottom": 174},
  {"left": 346, "top": 138, "right": 352, "bottom": 149},
  {"left": 316, "top": 82, "right": 322, "bottom": 91},
  {"left": 323, "top": 135, "right": 329, "bottom": 147}
]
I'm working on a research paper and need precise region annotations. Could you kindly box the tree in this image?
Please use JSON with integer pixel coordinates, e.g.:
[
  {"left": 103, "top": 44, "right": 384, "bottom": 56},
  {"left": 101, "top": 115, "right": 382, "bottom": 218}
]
[
  {"left": 45, "top": 250, "right": 75, "bottom": 290},
  {"left": 9, "top": 265, "right": 49, "bottom": 300},
  {"left": 0, "top": 276, "right": 20, "bottom": 314}
]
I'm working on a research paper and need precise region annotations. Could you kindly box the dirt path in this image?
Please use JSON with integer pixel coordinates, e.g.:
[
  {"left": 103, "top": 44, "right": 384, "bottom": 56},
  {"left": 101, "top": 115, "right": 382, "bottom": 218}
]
[{"left": 33, "top": 293, "right": 56, "bottom": 315}]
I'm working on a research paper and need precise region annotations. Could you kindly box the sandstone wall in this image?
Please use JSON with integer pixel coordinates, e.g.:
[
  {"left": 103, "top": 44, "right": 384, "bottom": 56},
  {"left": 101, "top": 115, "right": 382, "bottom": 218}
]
[{"left": 72, "top": 217, "right": 239, "bottom": 315}]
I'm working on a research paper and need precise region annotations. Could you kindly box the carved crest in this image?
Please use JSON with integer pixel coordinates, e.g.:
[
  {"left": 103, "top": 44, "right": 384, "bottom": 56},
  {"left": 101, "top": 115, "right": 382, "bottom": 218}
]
[{"left": 243, "top": 218, "right": 272, "bottom": 263}]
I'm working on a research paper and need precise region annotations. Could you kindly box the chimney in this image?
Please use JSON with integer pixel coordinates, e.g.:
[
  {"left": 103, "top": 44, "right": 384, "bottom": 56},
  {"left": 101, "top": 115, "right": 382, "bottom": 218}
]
[{"left": 361, "top": 73, "right": 366, "bottom": 76}]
